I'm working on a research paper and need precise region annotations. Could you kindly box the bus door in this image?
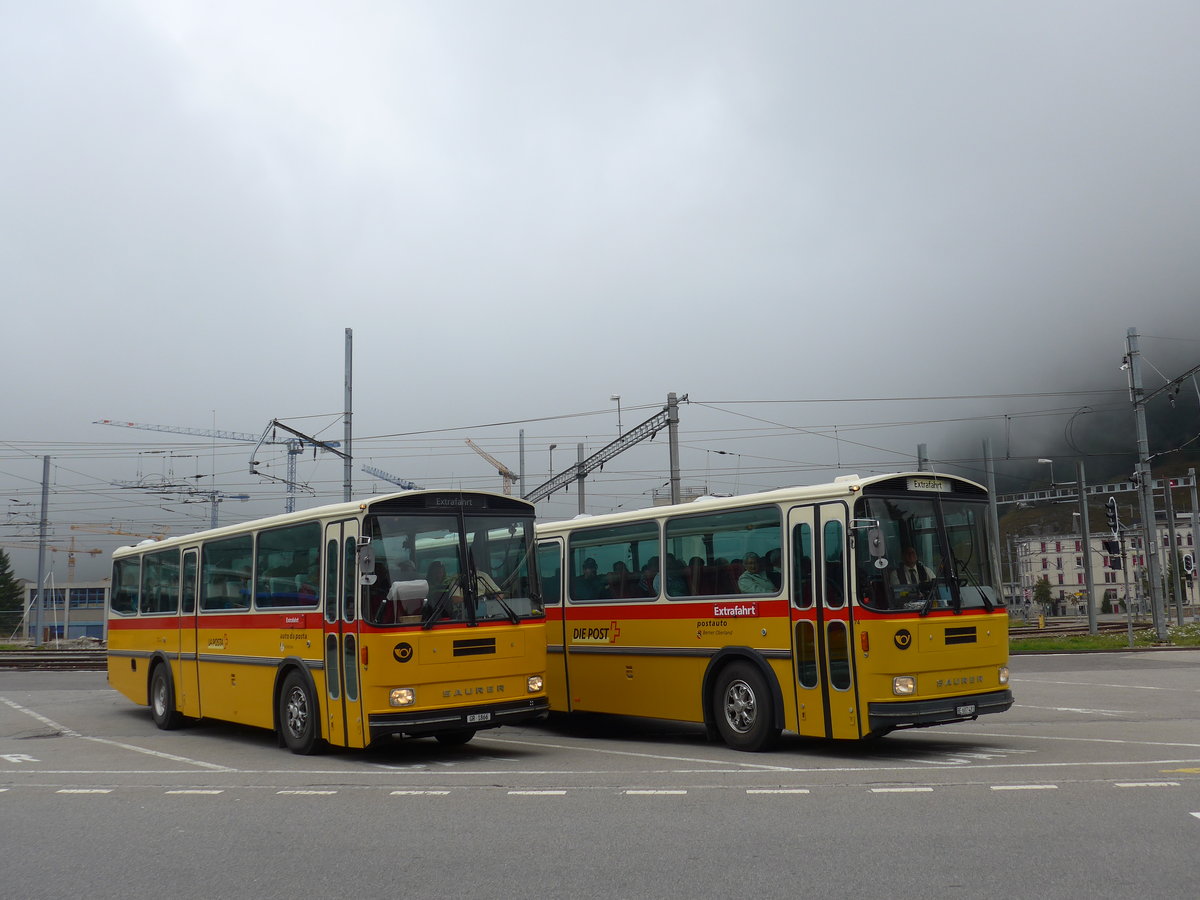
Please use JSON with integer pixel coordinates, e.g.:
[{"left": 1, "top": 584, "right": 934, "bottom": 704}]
[
  {"left": 536, "top": 539, "right": 570, "bottom": 711},
  {"left": 788, "top": 504, "right": 860, "bottom": 739},
  {"left": 179, "top": 549, "right": 202, "bottom": 718},
  {"left": 323, "top": 520, "right": 367, "bottom": 749}
]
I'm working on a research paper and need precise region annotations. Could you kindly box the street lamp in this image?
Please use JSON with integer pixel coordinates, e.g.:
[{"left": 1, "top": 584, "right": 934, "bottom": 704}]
[
  {"left": 610, "top": 395, "right": 622, "bottom": 435},
  {"left": 548, "top": 444, "right": 557, "bottom": 478},
  {"left": 1038, "top": 458, "right": 1056, "bottom": 487}
]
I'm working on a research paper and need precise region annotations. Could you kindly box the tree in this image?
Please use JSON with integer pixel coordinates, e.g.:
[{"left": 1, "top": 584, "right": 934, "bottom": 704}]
[
  {"left": 1032, "top": 576, "right": 1053, "bottom": 614},
  {"left": 0, "top": 549, "right": 23, "bottom": 637}
]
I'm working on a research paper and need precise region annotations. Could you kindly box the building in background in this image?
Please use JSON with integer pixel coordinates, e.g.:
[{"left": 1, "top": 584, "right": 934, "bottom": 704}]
[
  {"left": 20, "top": 581, "right": 108, "bottom": 642},
  {"left": 1012, "top": 519, "right": 1195, "bottom": 618}
]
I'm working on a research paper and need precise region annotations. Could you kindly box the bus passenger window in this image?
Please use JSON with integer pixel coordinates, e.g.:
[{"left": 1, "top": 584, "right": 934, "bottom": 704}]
[
  {"left": 111, "top": 558, "right": 140, "bottom": 615},
  {"left": 536, "top": 543, "right": 562, "bottom": 605},
  {"left": 792, "top": 523, "right": 813, "bottom": 609}
]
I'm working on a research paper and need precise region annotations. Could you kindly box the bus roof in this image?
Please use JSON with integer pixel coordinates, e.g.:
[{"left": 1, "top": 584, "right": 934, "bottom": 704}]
[
  {"left": 537, "top": 471, "right": 987, "bottom": 532},
  {"left": 111, "top": 489, "right": 533, "bottom": 558}
]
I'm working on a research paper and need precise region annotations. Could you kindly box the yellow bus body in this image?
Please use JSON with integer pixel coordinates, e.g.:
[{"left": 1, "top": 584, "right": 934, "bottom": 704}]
[
  {"left": 537, "top": 473, "right": 1012, "bottom": 749},
  {"left": 107, "top": 491, "right": 548, "bottom": 752}
]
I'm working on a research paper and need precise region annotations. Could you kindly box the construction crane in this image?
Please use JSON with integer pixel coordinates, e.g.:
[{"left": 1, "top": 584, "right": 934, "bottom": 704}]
[
  {"left": 1, "top": 538, "right": 103, "bottom": 584},
  {"left": 95, "top": 418, "right": 338, "bottom": 513},
  {"left": 70, "top": 524, "right": 171, "bottom": 540},
  {"left": 464, "top": 439, "right": 518, "bottom": 495},
  {"left": 361, "top": 466, "right": 423, "bottom": 491}
]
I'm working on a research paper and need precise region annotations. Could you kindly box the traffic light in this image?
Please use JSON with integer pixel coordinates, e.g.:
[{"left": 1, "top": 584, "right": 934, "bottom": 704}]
[
  {"left": 1104, "top": 539, "right": 1123, "bottom": 570},
  {"left": 1185, "top": 553, "right": 1195, "bottom": 578},
  {"left": 1105, "top": 496, "right": 1119, "bottom": 533}
]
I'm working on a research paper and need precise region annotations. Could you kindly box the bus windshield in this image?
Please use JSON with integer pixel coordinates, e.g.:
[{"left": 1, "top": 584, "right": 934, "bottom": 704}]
[
  {"left": 363, "top": 512, "right": 543, "bottom": 626},
  {"left": 854, "top": 495, "right": 999, "bottom": 614}
]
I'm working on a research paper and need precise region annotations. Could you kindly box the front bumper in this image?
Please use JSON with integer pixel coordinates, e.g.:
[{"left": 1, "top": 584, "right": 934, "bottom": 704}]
[
  {"left": 368, "top": 696, "right": 549, "bottom": 743},
  {"left": 867, "top": 689, "right": 1013, "bottom": 734}
]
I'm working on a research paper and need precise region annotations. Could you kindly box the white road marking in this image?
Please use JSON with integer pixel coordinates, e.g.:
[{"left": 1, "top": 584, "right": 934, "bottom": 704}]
[
  {"left": 1, "top": 696, "right": 81, "bottom": 737},
  {"left": 0, "top": 695, "right": 234, "bottom": 772},
  {"left": 165, "top": 789, "right": 225, "bottom": 795},
  {"left": 1017, "top": 704, "right": 1129, "bottom": 717},
  {"left": 479, "top": 734, "right": 796, "bottom": 771},
  {"left": 80, "top": 736, "right": 236, "bottom": 771},
  {"left": 1115, "top": 782, "right": 1179, "bottom": 788},
  {"left": 991, "top": 784, "right": 1058, "bottom": 791},
  {"left": 747, "top": 788, "right": 810, "bottom": 794},
  {"left": 1015, "top": 678, "right": 1200, "bottom": 693},
  {"left": 56, "top": 789, "right": 112, "bottom": 794},
  {"left": 625, "top": 789, "right": 687, "bottom": 795},
  {"left": 390, "top": 790, "right": 450, "bottom": 795},
  {"left": 508, "top": 790, "right": 567, "bottom": 795},
  {"left": 871, "top": 787, "right": 934, "bottom": 793},
  {"left": 276, "top": 790, "right": 337, "bottom": 795}
]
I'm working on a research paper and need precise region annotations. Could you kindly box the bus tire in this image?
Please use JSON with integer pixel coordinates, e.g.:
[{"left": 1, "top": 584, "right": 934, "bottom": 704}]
[
  {"left": 712, "top": 661, "right": 779, "bottom": 752},
  {"left": 279, "top": 670, "right": 323, "bottom": 755},
  {"left": 149, "top": 663, "right": 183, "bottom": 730},
  {"left": 434, "top": 729, "right": 476, "bottom": 746}
]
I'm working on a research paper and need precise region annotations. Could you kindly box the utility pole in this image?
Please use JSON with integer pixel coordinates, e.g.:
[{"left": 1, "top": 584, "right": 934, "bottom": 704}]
[
  {"left": 667, "top": 392, "right": 681, "bottom": 504},
  {"left": 33, "top": 455, "right": 49, "bottom": 644},
  {"left": 576, "top": 443, "right": 586, "bottom": 514},
  {"left": 1076, "top": 461, "right": 1097, "bottom": 634},
  {"left": 344, "top": 327, "right": 353, "bottom": 502},
  {"left": 1125, "top": 327, "right": 1168, "bottom": 641},
  {"left": 1163, "top": 481, "right": 1184, "bottom": 626},
  {"left": 1191, "top": 468, "right": 1198, "bottom": 618},
  {"left": 518, "top": 429, "right": 525, "bottom": 498},
  {"left": 984, "top": 439, "right": 1003, "bottom": 596}
]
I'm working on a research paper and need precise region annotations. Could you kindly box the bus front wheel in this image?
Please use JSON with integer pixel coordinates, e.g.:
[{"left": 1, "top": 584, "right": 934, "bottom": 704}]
[
  {"left": 712, "top": 661, "right": 779, "bottom": 752},
  {"left": 434, "top": 729, "right": 476, "bottom": 746},
  {"left": 279, "top": 671, "right": 323, "bottom": 755}
]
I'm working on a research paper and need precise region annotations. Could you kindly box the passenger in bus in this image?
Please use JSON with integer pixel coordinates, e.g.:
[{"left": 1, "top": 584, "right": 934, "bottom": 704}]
[
  {"left": 656, "top": 554, "right": 688, "bottom": 596},
  {"left": 637, "top": 557, "right": 659, "bottom": 597},
  {"left": 764, "top": 549, "right": 782, "bottom": 590},
  {"left": 572, "top": 557, "right": 607, "bottom": 599},
  {"left": 606, "top": 561, "right": 635, "bottom": 598},
  {"left": 738, "top": 552, "right": 775, "bottom": 594},
  {"left": 385, "top": 560, "right": 427, "bottom": 617},
  {"left": 686, "top": 557, "right": 708, "bottom": 595},
  {"left": 889, "top": 546, "right": 934, "bottom": 586}
]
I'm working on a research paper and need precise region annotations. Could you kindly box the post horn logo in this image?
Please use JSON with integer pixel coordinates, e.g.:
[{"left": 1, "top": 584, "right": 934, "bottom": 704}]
[
  {"left": 393, "top": 642, "right": 414, "bottom": 663},
  {"left": 893, "top": 629, "right": 912, "bottom": 650}
]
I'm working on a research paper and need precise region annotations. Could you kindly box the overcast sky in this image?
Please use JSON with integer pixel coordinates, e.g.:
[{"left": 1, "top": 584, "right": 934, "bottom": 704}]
[{"left": 3, "top": 1, "right": 1199, "bottom": 582}]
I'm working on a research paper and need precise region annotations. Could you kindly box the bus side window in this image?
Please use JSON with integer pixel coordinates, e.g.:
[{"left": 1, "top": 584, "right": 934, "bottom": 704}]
[
  {"left": 792, "top": 523, "right": 813, "bottom": 608},
  {"left": 537, "top": 542, "right": 561, "bottom": 605},
  {"left": 824, "top": 520, "right": 845, "bottom": 608},
  {"left": 112, "top": 558, "right": 140, "bottom": 615}
]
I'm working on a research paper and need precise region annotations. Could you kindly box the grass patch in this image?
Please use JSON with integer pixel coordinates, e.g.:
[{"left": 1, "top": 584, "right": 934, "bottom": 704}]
[{"left": 1011, "top": 622, "right": 1200, "bottom": 652}]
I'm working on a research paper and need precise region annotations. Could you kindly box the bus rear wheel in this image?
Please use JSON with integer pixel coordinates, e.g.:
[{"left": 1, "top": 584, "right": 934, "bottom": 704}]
[
  {"left": 279, "top": 671, "right": 323, "bottom": 755},
  {"left": 150, "top": 664, "right": 183, "bottom": 730},
  {"left": 712, "top": 661, "right": 779, "bottom": 752}
]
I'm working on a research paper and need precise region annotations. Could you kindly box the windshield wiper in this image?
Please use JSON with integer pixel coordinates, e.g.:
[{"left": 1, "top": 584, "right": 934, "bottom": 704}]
[
  {"left": 953, "top": 556, "right": 993, "bottom": 612},
  {"left": 422, "top": 573, "right": 461, "bottom": 630}
]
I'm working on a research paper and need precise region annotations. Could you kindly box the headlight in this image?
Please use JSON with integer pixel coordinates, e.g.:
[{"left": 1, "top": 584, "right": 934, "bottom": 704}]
[
  {"left": 892, "top": 675, "right": 916, "bottom": 696},
  {"left": 389, "top": 687, "right": 415, "bottom": 707},
  {"left": 526, "top": 675, "right": 544, "bottom": 693},
  {"left": 998, "top": 666, "right": 1010, "bottom": 685}
]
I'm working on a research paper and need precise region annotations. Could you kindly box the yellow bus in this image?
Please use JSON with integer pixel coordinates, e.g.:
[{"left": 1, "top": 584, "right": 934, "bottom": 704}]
[
  {"left": 535, "top": 472, "right": 1011, "bottom": 751},
  {"left": 108, "top": 490, "right": 548, "bottom": 753}
]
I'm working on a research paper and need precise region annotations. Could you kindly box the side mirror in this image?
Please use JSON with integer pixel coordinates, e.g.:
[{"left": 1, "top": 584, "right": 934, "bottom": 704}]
[{"left": 357, "top": 540, "right": 376, "bottom": 584}]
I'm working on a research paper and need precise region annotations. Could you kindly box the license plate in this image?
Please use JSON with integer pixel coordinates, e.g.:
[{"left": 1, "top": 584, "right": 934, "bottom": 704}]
[
  {"left": 466, "top": 712, "right": 492, "bottom": 724},
  {"left": 955, "top": 704, "right": 977, "bottom": 717}
]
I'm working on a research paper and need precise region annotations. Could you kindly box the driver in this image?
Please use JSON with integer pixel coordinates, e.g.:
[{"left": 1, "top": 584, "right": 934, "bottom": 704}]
[{"left": 889, "top": 546, "right": 934, "bottom": 586}]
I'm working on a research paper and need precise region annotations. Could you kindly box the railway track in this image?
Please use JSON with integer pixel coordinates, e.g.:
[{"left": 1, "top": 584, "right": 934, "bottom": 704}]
[
  {"left": 1009, "top": 620, "right": 1144, "bottom": 638},
  {"left": 0, "top": 650, "right": 107, "bottom": 670}
]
